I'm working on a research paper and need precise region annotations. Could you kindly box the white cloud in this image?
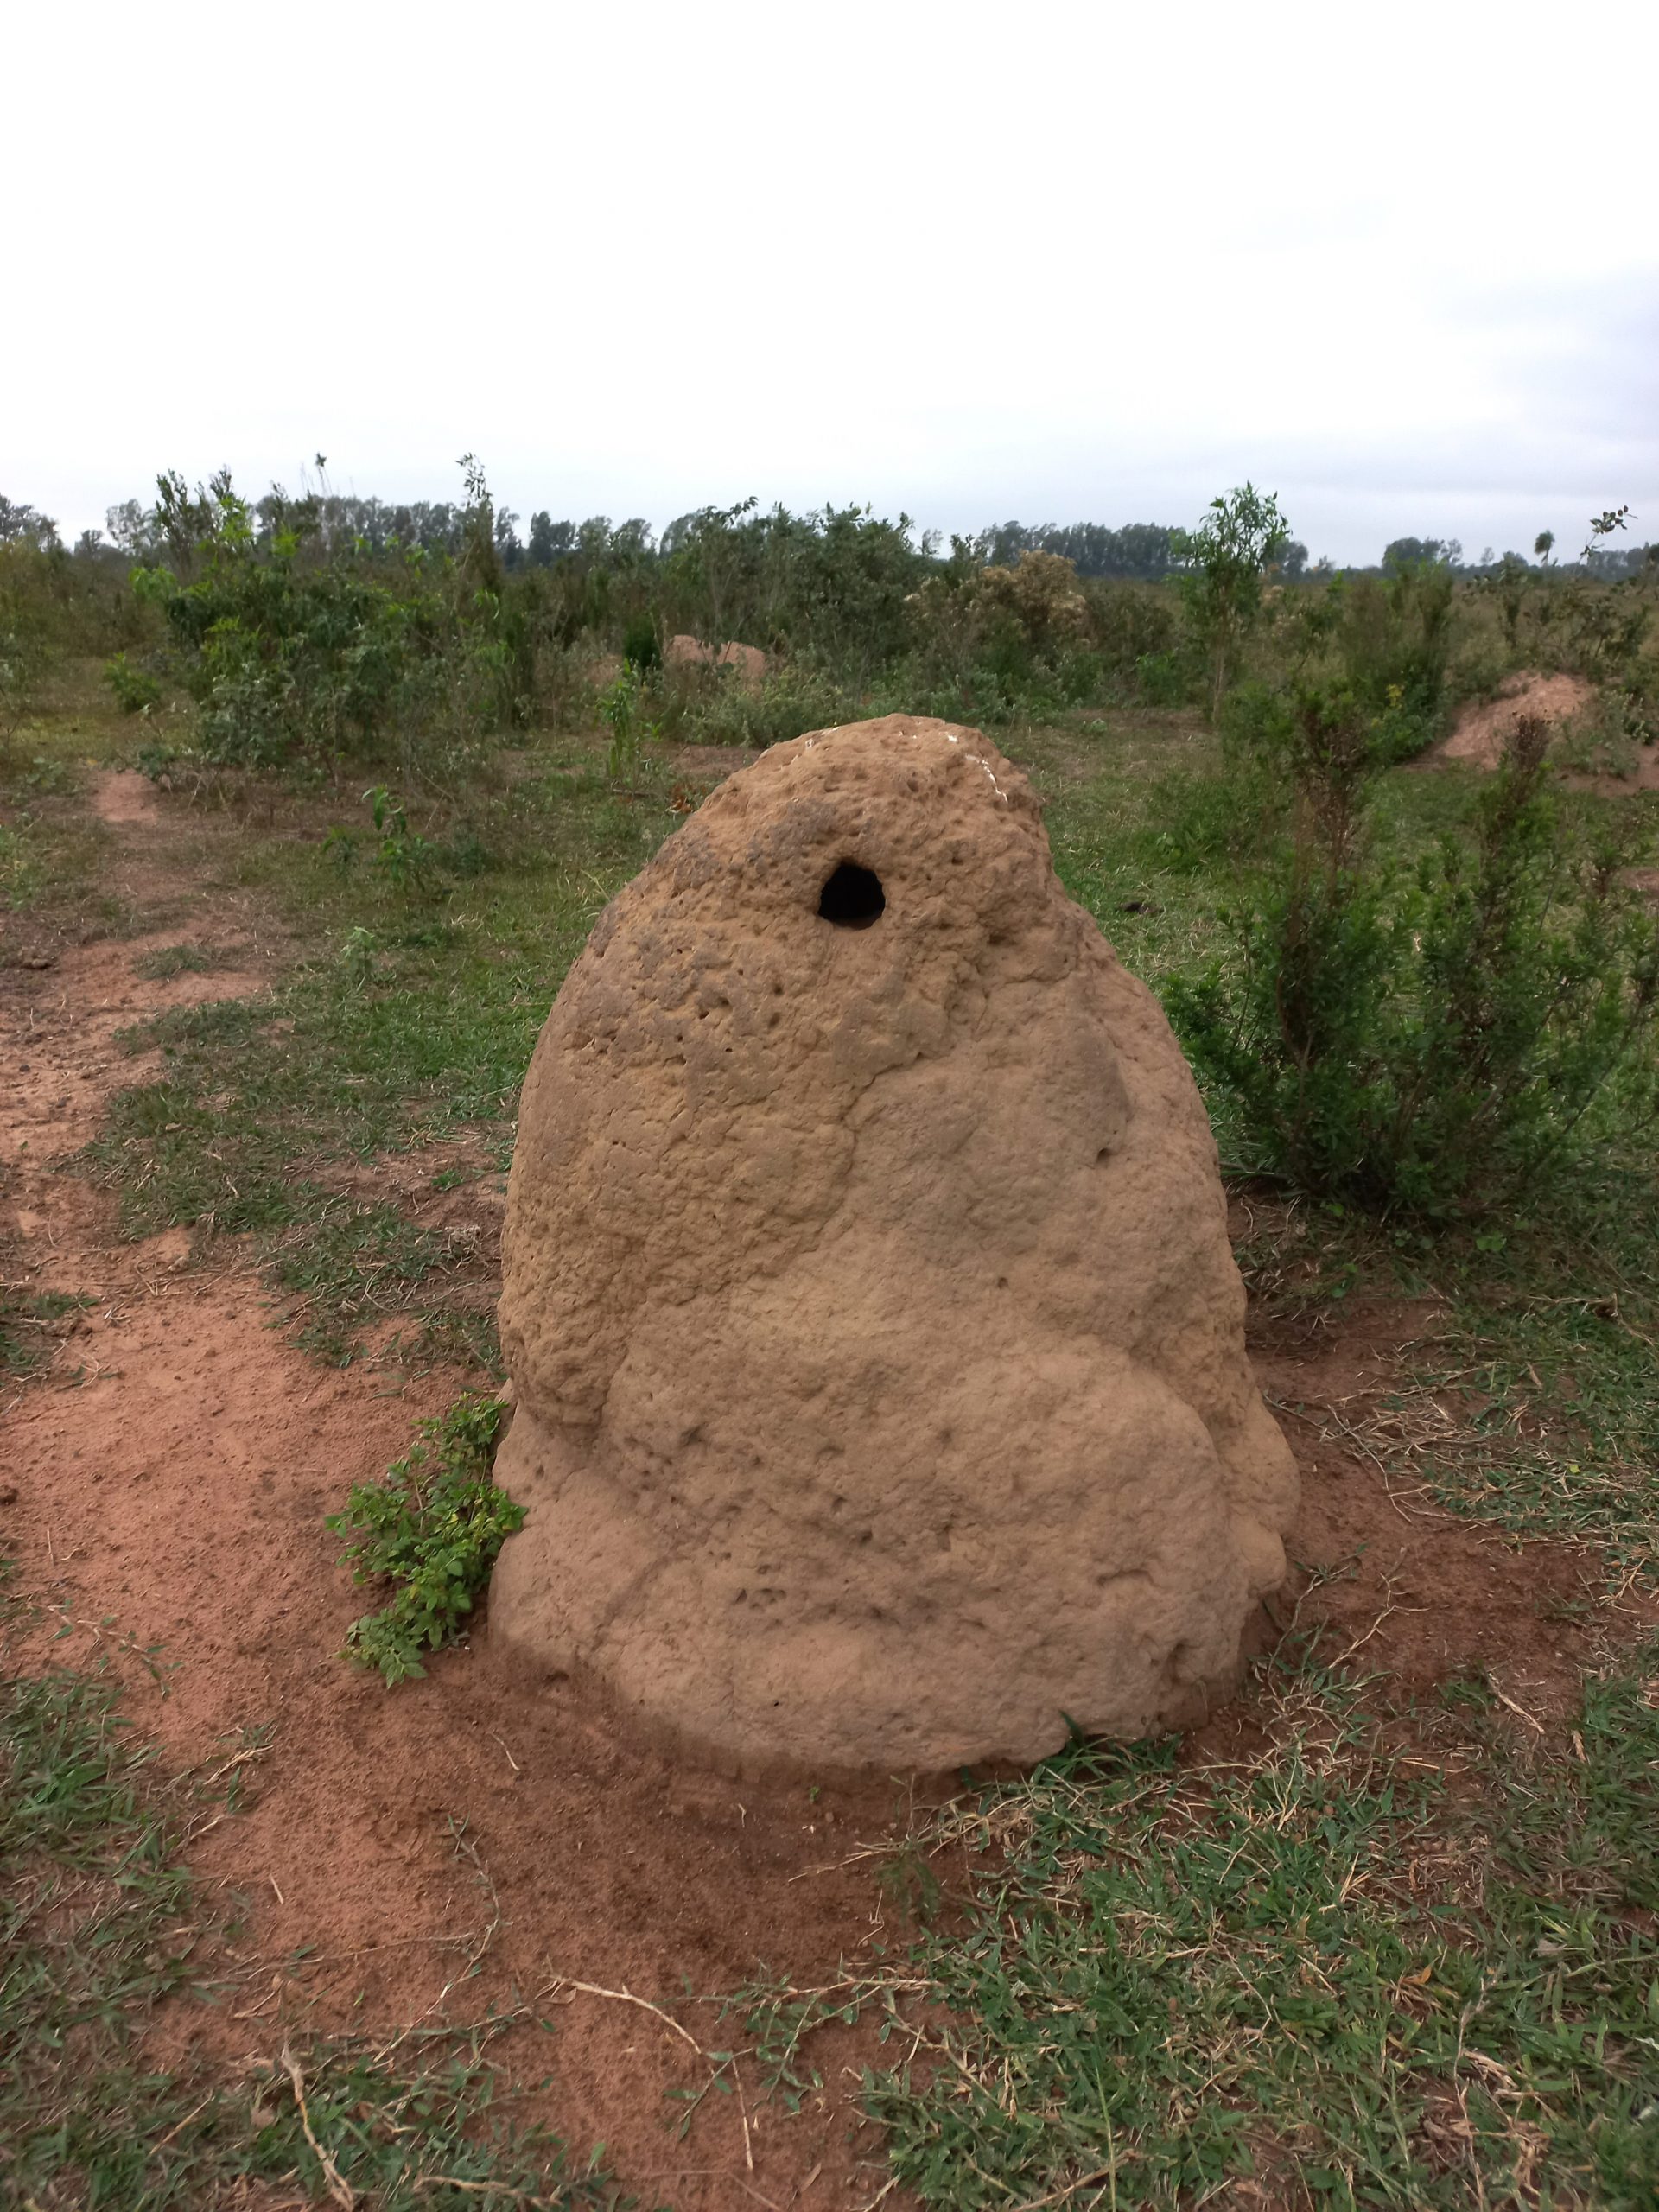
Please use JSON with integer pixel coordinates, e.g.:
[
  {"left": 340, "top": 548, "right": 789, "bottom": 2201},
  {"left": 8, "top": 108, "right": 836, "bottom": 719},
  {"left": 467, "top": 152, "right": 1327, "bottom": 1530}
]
[{"left": 7, "top": 0, "right": 1656, "bottom": 563}]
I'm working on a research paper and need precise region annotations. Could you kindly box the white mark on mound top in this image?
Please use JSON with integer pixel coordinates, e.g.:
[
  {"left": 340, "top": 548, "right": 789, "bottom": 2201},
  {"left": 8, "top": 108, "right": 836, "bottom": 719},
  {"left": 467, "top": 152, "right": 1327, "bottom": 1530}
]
[{"left": 943, "top": 729, "right": 1010, "bottom": 800}]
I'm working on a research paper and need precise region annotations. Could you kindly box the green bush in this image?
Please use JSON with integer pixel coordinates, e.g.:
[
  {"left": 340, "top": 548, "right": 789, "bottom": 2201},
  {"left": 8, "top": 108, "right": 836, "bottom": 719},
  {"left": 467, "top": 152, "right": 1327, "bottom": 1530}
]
[
  {"left": 137, "top": 479, "right": 442, "bottom": 771},
  {"left": 104, "top": 652, "right": 162, "bottom": 715},
  {"left": 327, "top": 1395, "right": 521, "bottom": 1683},
  {"left": 1133, "top": 647, "right": 1191, "bottom": 705},
  {"left": 1085, "top": 577, "right": 1179, "bottom": 677},
  {"left": 1172, "top": 484, "right": 1289, "bottom": 719},
  {"left": 620, "top": 611, "right": 659, "bottom": 670},
  {"left": 123, "top": 467, "right": 552, "bottom": 778},
  {"left": 680, "top": 660, "right": 854, "bottom": 748},
  {"left": 1336, "top": 559, "right": 1455, "bottom": 755},
  {"left": 1167, "top": 702, "right": 1659, "bottom": 1217}
]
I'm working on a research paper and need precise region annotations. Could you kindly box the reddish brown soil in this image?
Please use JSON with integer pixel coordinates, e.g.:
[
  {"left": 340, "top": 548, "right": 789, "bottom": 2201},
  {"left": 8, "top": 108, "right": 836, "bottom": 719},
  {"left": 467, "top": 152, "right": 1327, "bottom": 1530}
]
[
  {"left": 1, "top": 768, "right": 1638, "bottom": 2210},
  {"left": 1437, "top": 671, "right": 1659, "bottom": 798},
  {"left": 1250, "top": 1301, "right": 1638, "bottom": 1729},
  {"left": 1440, "top": 671, "right": 1594, "bottom": 770}
]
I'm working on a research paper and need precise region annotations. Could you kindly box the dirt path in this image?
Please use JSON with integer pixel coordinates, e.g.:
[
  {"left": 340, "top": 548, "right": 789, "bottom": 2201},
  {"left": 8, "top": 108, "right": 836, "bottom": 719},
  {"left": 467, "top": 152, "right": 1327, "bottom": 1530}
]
[{"left": 3, "top": 769, "right": 1640, "bottom": 2210}]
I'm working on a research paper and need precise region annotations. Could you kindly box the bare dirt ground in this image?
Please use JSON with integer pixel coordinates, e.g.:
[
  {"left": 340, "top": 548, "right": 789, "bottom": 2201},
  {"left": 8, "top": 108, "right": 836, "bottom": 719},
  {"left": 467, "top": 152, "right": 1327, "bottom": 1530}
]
[{"left": 3, "top": 766, "right": 1643, "bottom": 2209}]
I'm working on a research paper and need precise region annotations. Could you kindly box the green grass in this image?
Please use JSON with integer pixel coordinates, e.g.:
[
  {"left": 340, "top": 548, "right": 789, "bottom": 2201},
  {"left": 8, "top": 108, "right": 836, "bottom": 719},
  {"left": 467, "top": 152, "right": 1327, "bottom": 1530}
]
[
  {"left": 722, "top": 1637, "right": 1659, "bottom": 2209},
  {"left": 1225, "top": 1180, "right": 1659, "bottom": 1581},
  {"left": 1365, "top": 1287, "right": 1659, "bottom": 1576},
  {"left": 78, "top": 759, "right": 679, "bottom": 1364},
  {"left": 131, "top": 940, "right": 243, "bottom": 980},
  {"left": 0, "top": 801, "right": 126, "bottom": 935},
  {"left": 0, "top": 1573, "right": 630, "bottom": 2210}
]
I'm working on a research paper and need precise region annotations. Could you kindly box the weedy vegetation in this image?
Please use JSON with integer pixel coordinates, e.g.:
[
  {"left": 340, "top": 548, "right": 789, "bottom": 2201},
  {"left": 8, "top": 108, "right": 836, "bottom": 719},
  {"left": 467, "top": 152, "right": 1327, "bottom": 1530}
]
[{"left": 329, "top": 1395, "right": 521, "bottom": 1683}]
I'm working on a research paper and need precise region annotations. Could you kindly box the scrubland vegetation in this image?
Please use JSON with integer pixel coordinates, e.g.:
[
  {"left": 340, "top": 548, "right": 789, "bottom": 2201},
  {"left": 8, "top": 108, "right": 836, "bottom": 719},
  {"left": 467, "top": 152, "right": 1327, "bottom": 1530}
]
[{"left": 3, "top": 466, "right": 1658, "bottom": 2208}]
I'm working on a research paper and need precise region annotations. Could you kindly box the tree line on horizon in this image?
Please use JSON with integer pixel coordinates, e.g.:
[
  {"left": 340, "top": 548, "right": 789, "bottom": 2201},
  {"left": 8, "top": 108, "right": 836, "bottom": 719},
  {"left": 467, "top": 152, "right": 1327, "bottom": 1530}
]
[{"left": 3, "top": 486, "right": 1650, "bottom": 584}]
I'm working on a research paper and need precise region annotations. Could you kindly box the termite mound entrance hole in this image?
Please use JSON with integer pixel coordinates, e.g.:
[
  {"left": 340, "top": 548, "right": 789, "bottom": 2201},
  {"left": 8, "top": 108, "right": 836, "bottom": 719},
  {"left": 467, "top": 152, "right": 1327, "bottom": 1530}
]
[{"left": 818, "top": 861, "right": 885, "bottom": 929}]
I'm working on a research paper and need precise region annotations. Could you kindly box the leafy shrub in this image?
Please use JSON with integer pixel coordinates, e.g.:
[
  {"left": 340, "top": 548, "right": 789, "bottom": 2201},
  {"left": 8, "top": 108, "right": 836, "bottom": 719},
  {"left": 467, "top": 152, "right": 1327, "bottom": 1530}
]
[
  {"left": 104, "top": 652, "right": 162, "bottom": 715},
  {"left": 1335, "top": 559, "right": 1455, "bottom": 754},
  {"left": 327, "top": 1395, "right": 521, "bottom": 1682},
  {"left": 1133, "top": 648, "right": 1191, "bottom": 705},
  {"left": 1171, "top": 484, "right": 1290, "bottom": 719},
  {"left": 621, "top": 612, "right": 659, "bottom": 670},
  {"left": 972, "top": 550, "right": 1092, "bottom": 653},
  {"left": 135, "top": 479, "right": 441, "bottom": 771},
  {"left": 1167, "top": 705, "right": 1659, "bottom": 1218},
  {"left": 1545, "top": 576, "right": 1654, "bottom": 684},
  {"left": 906, "top": 550, "right": 1090, "bottom": 690},
  {"left": 123, "top": 467, "right": 552, "bottom": 778},
  {"left": 1554, "top": 688, "right": 1656, "bottom": 781},
  {"left": 1085, "top": 579, "right": 1181, "bottom": 683}
]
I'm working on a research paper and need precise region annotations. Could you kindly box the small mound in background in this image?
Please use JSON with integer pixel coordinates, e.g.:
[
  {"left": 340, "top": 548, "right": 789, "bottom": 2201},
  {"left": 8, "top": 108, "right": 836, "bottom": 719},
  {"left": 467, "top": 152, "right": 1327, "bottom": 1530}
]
[{"left": 1441, "top": 671, "right": 1595, "bottom": 769}]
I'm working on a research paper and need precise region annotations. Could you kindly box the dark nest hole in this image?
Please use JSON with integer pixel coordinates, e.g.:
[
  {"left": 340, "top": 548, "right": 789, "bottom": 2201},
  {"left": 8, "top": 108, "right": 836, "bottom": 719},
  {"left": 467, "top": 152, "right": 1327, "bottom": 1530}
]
[{"left": 818, "top": 861, "right": 885, "bottom": 930}]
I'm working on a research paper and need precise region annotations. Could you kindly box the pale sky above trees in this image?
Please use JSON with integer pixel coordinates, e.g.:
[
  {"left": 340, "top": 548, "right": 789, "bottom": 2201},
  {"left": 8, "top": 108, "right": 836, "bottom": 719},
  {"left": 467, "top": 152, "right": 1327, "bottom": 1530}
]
[{"left": 9, "top": 0, "right": 1656, "bottom": 565}]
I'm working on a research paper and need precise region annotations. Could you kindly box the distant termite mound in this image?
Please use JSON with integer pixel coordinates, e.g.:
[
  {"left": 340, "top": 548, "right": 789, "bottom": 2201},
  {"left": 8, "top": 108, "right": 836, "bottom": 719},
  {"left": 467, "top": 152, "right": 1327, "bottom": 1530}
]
[
  {"left": 1440, "top": 671, "right": 1594, "bottom": 769},
  {"left": 664, "top": 634, "right": 767, "bottom": 687},
  {"left": 491, "top": 715, "right": 1297, "bottom": 1775}
]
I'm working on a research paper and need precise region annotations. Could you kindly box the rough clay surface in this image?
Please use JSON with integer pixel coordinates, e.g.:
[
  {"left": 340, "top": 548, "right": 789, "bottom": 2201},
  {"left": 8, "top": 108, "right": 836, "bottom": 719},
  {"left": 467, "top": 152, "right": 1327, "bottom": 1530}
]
[
  {"left": 1441, "top": 671, "right": 1594, "bottom": 767},
  {"left": 493, "top": 715, "right": 1298, "bottom": 1773}
]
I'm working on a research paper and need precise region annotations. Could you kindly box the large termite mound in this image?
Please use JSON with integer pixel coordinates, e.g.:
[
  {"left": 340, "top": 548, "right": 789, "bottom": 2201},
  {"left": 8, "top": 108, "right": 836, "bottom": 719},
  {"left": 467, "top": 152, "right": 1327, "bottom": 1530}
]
[{"left": 491, "top": 715, "right": 1297, "bottom": 1773}]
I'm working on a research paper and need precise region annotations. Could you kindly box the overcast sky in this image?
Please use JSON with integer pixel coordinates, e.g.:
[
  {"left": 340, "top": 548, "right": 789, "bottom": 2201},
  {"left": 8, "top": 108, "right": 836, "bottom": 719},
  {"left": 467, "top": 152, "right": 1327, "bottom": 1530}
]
[{"left": 10, "top": 0, "right": 1656, "bottom": 565}]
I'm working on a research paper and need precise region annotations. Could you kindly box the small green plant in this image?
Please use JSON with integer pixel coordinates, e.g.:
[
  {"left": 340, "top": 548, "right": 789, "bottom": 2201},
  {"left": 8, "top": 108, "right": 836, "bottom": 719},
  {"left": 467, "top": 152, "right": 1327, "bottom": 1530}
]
[
  {"left": 600, "top": 664, "right": 642, "bottom": 782},
  {"left": 104, "top": 651, "right": 162, "bottom": 714},
  {"left": 366, "top": 785, "right": 439, "bottom": 890},
  {"left": 337, "top": 921, "right": 379, "bottom": 988},
  {"left": 327, "top": 787, "right": 441, "bottom": 891},
  {"left": 328, "top": 1395, "right": 521, "bottom": 1682}
]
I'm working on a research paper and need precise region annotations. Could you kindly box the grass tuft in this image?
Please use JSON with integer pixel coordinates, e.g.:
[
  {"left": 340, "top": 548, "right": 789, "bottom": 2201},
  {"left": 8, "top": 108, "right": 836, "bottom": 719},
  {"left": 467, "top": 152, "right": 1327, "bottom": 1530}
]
[
  {"left": 131, "top": 939, "right": 243, "bottom": 980},
  {"left": 0, "top": 1286, "right": 95, "bottom": 1377}
]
